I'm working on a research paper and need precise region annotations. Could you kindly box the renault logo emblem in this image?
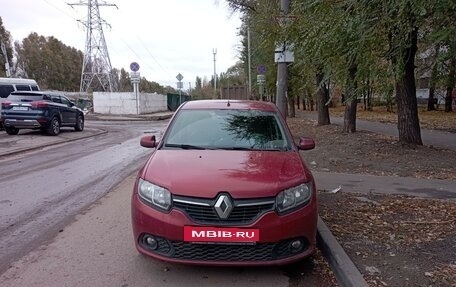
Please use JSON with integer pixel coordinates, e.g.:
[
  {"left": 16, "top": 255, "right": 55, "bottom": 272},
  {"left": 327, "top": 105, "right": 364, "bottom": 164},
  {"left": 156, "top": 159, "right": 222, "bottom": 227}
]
[{"left": 214, "top": 194, "right": 233, "bottom": 219}]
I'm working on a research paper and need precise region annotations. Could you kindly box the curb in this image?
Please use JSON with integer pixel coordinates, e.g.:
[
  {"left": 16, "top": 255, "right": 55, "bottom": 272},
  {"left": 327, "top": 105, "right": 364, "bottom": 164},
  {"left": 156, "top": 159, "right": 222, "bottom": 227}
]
[
  {"left": 85, "top": 113, "right": 173, "bottom": 122},
  {"left": 317, "top": 216, "right": 369, "bottom": 287}
]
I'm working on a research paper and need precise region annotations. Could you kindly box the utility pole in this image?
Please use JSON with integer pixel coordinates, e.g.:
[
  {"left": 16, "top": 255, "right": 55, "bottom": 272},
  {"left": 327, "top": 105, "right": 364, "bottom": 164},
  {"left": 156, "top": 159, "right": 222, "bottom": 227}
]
[
  {"left": 247, "top": 26, "right": 252, "bottom": 98},
  {"left": 276, "top": 0, "right": 290, "bottom": 116},
  {"left": 68, "top": 0, "right": 117, "bottom": 93},
  {"left": 1, "top": 42, "right": 11, "bottom": 77},
  {"left": 213, "top": 48, "right": 217, "bottom": 99}
]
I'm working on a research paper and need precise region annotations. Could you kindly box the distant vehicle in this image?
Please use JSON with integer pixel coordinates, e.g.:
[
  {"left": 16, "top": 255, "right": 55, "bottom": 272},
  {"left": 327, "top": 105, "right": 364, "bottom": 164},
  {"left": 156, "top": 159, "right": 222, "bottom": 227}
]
[
  {"left": 0, "top": 77, "right": 40, "bottom": 99},
  {"left": 131, "top": 100, "right": 318, "bottom": 266},
  {"left": 0, "top": 91, "right": 84, "bottom": 136},
  {"left": 0, "top": 78, "right": 40, "bottom": 130}
]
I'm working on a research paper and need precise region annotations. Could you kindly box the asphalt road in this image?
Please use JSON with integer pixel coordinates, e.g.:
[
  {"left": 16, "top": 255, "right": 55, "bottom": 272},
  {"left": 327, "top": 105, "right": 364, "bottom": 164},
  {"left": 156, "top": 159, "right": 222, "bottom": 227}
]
[
  {"left": 0, "top": 120, "right": 167, "bottom": 274},
  {"left": 0, "top": 175, "right": 293, "bottom": 287},
  {"left": 0, "top": 119, "right": 337, "bottom": 286}
]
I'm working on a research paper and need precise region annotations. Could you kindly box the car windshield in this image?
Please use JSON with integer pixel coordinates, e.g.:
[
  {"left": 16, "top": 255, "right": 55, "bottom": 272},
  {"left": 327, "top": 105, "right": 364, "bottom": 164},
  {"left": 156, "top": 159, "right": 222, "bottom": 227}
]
[{"left": 163, "top": 109, "right": 291, "bottom": 151}]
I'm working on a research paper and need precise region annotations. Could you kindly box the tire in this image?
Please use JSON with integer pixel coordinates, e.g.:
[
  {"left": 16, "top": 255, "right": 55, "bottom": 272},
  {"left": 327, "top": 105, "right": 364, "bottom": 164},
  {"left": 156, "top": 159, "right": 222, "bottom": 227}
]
[
  {"left": 47, "top": 117, "right": 60, "bottom": 136},
  {"left": 5, "top": 126, "right": 19, "bottom": 135},
  {"left": 74, "top": 115, "right": 84, "bottom": 131}
]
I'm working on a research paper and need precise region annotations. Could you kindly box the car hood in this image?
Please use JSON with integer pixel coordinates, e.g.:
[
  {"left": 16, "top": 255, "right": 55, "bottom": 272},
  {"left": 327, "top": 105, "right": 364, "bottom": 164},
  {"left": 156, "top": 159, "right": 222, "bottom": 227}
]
[{"left": 140, "top": 150, "right": 313, "bottom": 198}]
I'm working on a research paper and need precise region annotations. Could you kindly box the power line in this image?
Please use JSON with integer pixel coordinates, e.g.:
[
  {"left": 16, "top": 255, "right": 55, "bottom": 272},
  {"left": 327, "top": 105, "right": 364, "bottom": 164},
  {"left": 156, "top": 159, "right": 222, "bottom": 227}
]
[
  {"left": 136, "top": 36, "right": 174, "bottom": 79},
  {"left": 41, "top": 0, "right": 79, "bottom": 21}
]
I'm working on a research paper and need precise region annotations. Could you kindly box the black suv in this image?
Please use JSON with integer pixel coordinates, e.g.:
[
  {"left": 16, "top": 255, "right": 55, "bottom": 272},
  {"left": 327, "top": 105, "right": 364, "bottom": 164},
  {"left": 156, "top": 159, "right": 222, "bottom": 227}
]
[{"left": 0, "top": 91, "right": 84, "bottom": 136}]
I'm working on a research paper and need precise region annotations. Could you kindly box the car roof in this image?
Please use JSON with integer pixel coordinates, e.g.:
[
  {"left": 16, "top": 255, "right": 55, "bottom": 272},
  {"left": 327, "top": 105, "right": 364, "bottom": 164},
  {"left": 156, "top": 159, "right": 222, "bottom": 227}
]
[
  {"left": 10, "top": 91, "right": 64, "bottom": 96},
  {"left": 180, "top": 100, "right": 277, "bottom": 112}
]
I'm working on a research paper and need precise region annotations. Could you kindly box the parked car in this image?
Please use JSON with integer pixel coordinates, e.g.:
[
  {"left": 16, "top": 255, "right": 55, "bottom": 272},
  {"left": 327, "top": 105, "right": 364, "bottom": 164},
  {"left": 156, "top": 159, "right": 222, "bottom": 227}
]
[
  {"left": 131, "top": 100, "right": 317, "bottom": 266},
  {"left": 0, "top": 91, "right": 84, "bottom": 136},
  {"left": 0, "top": 77, "right": 40, "bottom": 99}
]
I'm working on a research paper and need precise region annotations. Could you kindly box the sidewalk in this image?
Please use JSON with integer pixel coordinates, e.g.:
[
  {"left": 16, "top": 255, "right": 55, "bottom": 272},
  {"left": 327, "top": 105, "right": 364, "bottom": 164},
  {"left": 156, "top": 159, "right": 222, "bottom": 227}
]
[
  {"left": 299, "top": 111, "right": 456, "bottom": 151},
  {"left": 314, "top": 171, "right": 456, "bottom": 200}
]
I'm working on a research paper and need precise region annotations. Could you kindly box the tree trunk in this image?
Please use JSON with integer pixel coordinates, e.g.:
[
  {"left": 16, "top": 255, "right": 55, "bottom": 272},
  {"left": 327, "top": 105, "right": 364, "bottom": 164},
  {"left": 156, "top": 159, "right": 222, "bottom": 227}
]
[
  {"left": 316, "top": 70, "right": 330, "bottom": 125},
  {"left": 445, "top": 57, "right": 455, "bottom": 112},
  {"left": 428, "top": 45, "right": 439, "bottom": 111},
  {"left": 343, "top": 65, "right": 358, "bottom": 133},
  {"left": 288, "top": 96, "right": 296, "bottom": 117},
  {"left": 297, "top": 96, "right": 300, "bottom": 110},
  {"left": 367, "top": 78, "right": 373, "bottom": 111},
  {"left": 394, "top": 26, "right": 423, "bottom": 145},
  {"left": 428, "top": 86, "right": 436, "bottom": 111}
]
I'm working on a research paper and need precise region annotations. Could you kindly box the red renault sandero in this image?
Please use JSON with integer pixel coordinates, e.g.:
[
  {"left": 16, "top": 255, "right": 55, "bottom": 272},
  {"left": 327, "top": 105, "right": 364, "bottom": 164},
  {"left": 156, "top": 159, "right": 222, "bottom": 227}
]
[{"left": 131, "top": 100, "right": 317, "bottom": 266}]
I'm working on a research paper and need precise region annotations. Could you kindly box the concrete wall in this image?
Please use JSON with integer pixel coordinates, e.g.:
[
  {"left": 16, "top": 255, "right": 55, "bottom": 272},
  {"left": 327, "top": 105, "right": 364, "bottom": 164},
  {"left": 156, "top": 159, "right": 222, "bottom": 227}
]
[{"left": 93, "top": 92, "right": 167, "bottom": 115}]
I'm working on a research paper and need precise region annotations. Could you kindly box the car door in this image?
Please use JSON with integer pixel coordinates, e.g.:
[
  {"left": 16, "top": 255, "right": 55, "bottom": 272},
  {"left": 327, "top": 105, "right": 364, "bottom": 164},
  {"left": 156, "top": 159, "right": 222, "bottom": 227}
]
[
  {"left": 50, "top": 95, "right": 67, "bottom": 124},
  {"left": 60, "top": 96, "right": 77, "bottom": 125}
]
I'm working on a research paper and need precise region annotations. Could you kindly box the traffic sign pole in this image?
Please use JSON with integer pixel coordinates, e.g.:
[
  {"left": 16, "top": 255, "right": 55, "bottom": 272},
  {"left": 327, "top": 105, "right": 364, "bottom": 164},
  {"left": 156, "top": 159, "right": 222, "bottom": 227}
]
[
  {"left": 130, "top": 62, "right": 141, "bottom": 114},
  {"left": 176, "top": 73, "right": 184, "bottom": 105}
]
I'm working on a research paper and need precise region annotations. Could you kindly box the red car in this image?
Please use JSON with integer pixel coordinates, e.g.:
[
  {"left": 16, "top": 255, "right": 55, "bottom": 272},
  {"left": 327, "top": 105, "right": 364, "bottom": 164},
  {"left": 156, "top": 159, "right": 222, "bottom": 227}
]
[{"left": 131, "top": 100, "right": 317, "bottom": 266}]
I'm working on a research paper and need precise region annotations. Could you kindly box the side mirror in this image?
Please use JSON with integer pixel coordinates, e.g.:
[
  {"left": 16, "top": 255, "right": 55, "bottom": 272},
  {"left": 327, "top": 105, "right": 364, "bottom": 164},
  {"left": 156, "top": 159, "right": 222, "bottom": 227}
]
[
  {"left": 297, "top": 137, "right": 315, "bottom": 150},
  {"left": 140, "top": 135, "right": 157, "bottom": 148}
]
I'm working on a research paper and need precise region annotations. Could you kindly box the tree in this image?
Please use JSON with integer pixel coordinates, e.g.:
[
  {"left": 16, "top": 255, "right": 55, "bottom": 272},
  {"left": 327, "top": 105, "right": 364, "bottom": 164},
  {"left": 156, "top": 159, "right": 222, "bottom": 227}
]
[
  {"left": 386, "top": 2, "right": 423, "bottom": 145},
  {"left": 116, "top": 68, "right": 131, "bottom": 92},
  {"left": 0, "top": 17, "right": 13, "bottom": 77},
  {"left": 15, "top": 33, "right": 82, "bottom": 91},
  {"left": 227, "top": 0, "right": 278, "bottom": 101}
]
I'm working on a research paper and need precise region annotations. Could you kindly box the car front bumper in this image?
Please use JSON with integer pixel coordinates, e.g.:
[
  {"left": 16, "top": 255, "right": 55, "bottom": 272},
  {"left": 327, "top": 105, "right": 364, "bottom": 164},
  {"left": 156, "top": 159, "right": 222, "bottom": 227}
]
[{"left": 131, "top": 193, "right": 318, "bottom": 266}]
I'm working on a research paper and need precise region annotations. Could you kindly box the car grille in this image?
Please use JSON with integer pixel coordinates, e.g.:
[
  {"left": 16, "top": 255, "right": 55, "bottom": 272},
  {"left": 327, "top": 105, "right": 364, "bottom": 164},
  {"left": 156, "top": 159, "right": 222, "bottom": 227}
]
[
  {"left": 139, "top": 234, "right": 309, "bottom": 262},
  {"left": 173, "top": 195, "right": 275, "bottom": 225},
  {"left": 171, "top": 241, "right": 294, "bottom": 261}
]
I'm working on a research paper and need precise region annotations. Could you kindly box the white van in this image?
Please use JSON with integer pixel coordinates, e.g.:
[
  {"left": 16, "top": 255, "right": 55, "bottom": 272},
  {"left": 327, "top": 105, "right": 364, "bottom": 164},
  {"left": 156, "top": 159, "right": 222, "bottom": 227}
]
[{"left": 0, "top": 77, "right": 40, "bottom": 99}]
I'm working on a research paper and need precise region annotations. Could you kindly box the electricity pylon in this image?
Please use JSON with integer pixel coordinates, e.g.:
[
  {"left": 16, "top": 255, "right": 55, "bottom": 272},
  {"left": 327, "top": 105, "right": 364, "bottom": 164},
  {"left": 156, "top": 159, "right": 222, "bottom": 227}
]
[{"left": 68, "top": 0, "right": 117, "bottom": 92}]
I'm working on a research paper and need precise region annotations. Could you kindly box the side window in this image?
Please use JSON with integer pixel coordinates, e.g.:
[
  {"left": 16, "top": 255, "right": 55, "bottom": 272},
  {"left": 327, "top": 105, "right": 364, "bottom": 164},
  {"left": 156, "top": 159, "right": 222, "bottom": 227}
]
[
  {"left": 51, "top": 96, "right": 62, "bottom": 104},
  {"left": 60, "top": 97, "right": 71, "bottom": 107},
  {"left": 43, "top": 94, "right": 52, "bottom": 101},
  {"left": 0, "top": 85, "right": 15, "bottom": 98},
  {"left": 31, "top": 85, "right": 39, "bottom": 91},
  {"left": 16, "top": 85, "right": 31, "bottom": 91}
]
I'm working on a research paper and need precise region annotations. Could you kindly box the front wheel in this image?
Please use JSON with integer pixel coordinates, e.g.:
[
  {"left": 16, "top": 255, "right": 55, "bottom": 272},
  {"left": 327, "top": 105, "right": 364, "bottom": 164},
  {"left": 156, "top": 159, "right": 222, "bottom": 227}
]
[
  {"left": 47, "top": 117, "right": 60, "bottom": 136},
  {"left": 5, "top": 126, "right": 19, "bottom": 135},
  {"left": 74, "top": 115, "right": 84, "bottom": 131}
]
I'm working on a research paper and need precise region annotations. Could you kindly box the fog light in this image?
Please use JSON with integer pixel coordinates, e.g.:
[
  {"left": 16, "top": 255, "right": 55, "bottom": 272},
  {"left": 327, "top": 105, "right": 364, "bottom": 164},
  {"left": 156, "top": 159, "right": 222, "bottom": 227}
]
[
  {"left": 291, "top": 239, "right": 303, "bottom": 251},
  {"left": 144, "top": 235, "right": 158, "bottom": 250}
]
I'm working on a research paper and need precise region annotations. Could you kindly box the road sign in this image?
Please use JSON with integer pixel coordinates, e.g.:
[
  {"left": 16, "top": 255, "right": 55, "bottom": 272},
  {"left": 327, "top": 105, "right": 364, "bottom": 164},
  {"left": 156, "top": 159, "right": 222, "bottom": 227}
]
[
  {"left": 176, "top": 73, "right": 184, "bottom": 81},
  {"left": 176, "top": 82, "right": 183, "bottom": 89},
  {"left": 130, "top": 72, "right": 140, "bottom": 83},
  {"left": 257, "top": 74, "right": 266, "bottom": 83},
  {"left": 274, "top": 43, "right": 294, "bottom": 63},
  {"left": 257, "top": 65, "right": 266, "bottom": 75},
  {"left": 130, "top": 62, "right": 140, "bottom": 72}
]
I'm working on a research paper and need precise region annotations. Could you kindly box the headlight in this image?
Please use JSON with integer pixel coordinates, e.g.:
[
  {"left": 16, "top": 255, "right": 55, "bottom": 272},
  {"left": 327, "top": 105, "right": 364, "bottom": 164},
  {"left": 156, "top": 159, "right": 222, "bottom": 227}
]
[
  {"left": 276, "top": 183, "right": 312, "bottom": 214},
  {"left": 138, "top": 178, "right": 172, "bottom": 211}
]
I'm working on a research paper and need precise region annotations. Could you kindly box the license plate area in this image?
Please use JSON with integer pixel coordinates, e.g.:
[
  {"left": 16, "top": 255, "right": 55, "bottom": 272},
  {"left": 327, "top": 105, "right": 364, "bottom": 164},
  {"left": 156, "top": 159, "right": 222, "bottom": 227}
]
[
  {"left": 184, "top": 226, "right": 259, "bottom": 243},
  {"left": 12, "top": 106, "right": 29, "bottom": 111}
]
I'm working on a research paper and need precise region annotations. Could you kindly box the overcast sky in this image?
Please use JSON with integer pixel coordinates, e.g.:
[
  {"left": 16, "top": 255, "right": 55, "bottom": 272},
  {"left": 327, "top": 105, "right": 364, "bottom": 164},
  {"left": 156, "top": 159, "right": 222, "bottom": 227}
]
[{"left": 1, "top": 0, "right": 242, "bottom": 89}]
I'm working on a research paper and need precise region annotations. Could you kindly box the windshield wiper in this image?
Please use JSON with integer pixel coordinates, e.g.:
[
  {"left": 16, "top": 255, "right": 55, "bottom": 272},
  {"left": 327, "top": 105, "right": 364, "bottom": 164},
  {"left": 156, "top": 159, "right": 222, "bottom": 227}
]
[
  {"left": 219, "top": 147, "right": 254, "bottom": 151},
  {"left": 164, "top": 143, "right": 207, "bottom": 150}
]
